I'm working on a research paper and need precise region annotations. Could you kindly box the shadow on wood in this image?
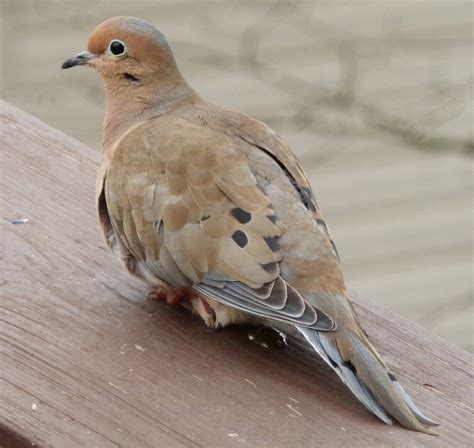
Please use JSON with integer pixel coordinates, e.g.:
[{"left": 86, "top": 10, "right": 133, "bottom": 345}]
[{"left": 0, "top": 101, "right": 472, "bottom": 447}]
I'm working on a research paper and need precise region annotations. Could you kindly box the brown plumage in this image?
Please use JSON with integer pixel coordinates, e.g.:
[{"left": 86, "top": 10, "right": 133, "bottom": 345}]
[{"left": 62, "top": 16, "right": 439, "bottom": 433}]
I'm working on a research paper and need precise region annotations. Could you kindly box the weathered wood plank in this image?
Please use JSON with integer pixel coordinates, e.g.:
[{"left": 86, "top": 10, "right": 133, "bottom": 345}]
[{"left": 0, "top": 100, "right": 472, "bottom": 447}]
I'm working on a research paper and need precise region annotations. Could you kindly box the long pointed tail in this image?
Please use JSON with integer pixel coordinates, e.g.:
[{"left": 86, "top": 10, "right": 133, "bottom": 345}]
[{"left": 298, "top": 325, "right": 439, "bottom": 434}]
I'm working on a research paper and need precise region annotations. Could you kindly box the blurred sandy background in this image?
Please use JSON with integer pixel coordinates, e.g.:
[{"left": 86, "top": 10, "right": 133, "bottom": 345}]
[{"left": 1, "top": 0, "right": 472, "bottom": 351}]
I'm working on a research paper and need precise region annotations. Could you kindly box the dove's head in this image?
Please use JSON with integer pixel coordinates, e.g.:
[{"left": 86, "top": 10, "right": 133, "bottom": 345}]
[{"left": 62, "top": 17, "right": 180, "bottom": 86}]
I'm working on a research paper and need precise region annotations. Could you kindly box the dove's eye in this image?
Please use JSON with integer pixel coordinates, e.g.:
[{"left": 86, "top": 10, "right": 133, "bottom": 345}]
[{"left": 108, "top": 40, "right": 127, "bottom": 57}]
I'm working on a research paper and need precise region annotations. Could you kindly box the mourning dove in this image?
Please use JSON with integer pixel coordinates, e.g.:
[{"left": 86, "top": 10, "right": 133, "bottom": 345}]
[{"left": 62, "top": 17, "right": 438, "bottom": 434}]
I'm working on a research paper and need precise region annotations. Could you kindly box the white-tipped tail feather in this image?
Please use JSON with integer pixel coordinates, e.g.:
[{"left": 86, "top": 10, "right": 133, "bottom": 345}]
[{"left": 297, "top": 327, "right": 439, "bottom": 434}]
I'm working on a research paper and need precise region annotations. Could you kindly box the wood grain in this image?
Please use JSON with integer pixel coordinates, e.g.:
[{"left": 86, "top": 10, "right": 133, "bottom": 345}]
[{"left": 0, "top": 100, "right": 472, "bottom": 447}]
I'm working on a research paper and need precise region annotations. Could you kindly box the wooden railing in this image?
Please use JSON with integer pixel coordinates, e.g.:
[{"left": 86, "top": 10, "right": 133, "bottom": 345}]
[{"left": 0, "top": 100, "right": 471, "bottom": 447}]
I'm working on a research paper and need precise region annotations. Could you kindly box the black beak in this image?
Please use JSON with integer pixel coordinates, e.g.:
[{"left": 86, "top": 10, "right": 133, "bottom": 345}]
[{"left": 62, "top": 50, "right": 97, "bottom": 69}]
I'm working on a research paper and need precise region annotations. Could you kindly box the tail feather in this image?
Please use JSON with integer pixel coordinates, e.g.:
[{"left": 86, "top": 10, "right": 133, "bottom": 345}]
[
  {"left": 390, "top": 378, "right": 439, "bottom": 427},
  {"left": 297, "top": 326, "right": 439, "bottom": 434},
  {"left": 299, "top": 326, "right": 393, "bottom": 425}
]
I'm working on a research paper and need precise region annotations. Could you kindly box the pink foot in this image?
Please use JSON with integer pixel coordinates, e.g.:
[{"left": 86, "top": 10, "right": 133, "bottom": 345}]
[
  {"left": 166, "top": 290, "right": 186, "bottom": 305},
  {"left": 148, "top": 289, "right": 186, "bottom": 305}
]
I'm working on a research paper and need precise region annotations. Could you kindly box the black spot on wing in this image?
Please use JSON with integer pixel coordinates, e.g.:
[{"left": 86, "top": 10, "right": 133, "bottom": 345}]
[
  {"left": 232, "top": 230, "right": 248, "bottom": 248},
  {"left": 264, "top": 236, "right": 280, "bottom": 252},
  {"left": 260, "top": 262, "right": 279, "bottom": 275},
  {"left": 267, "top": 214, "right": 278, "bottom": 224},
  {"left": 231, "top": 208, "right": 252, "bottom": 224},
  {"left": 388, "top": 372, "right": 397, "bottom": 382}
]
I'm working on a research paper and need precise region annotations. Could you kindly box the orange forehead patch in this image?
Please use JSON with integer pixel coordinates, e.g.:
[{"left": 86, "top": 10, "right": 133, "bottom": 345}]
[{"left": 86, "top": 17, "right": 172, "bottom": 59}]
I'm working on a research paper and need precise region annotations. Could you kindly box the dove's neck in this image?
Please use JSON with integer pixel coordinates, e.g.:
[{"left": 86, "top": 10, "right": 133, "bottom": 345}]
[{"left": 102, "top": 75, "right": 201, "bottom": 151}]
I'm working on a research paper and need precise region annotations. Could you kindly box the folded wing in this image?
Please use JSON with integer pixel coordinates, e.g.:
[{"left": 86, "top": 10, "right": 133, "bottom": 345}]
[{"left": 102, "top": 117, "right": 335, "bottom": 331}]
